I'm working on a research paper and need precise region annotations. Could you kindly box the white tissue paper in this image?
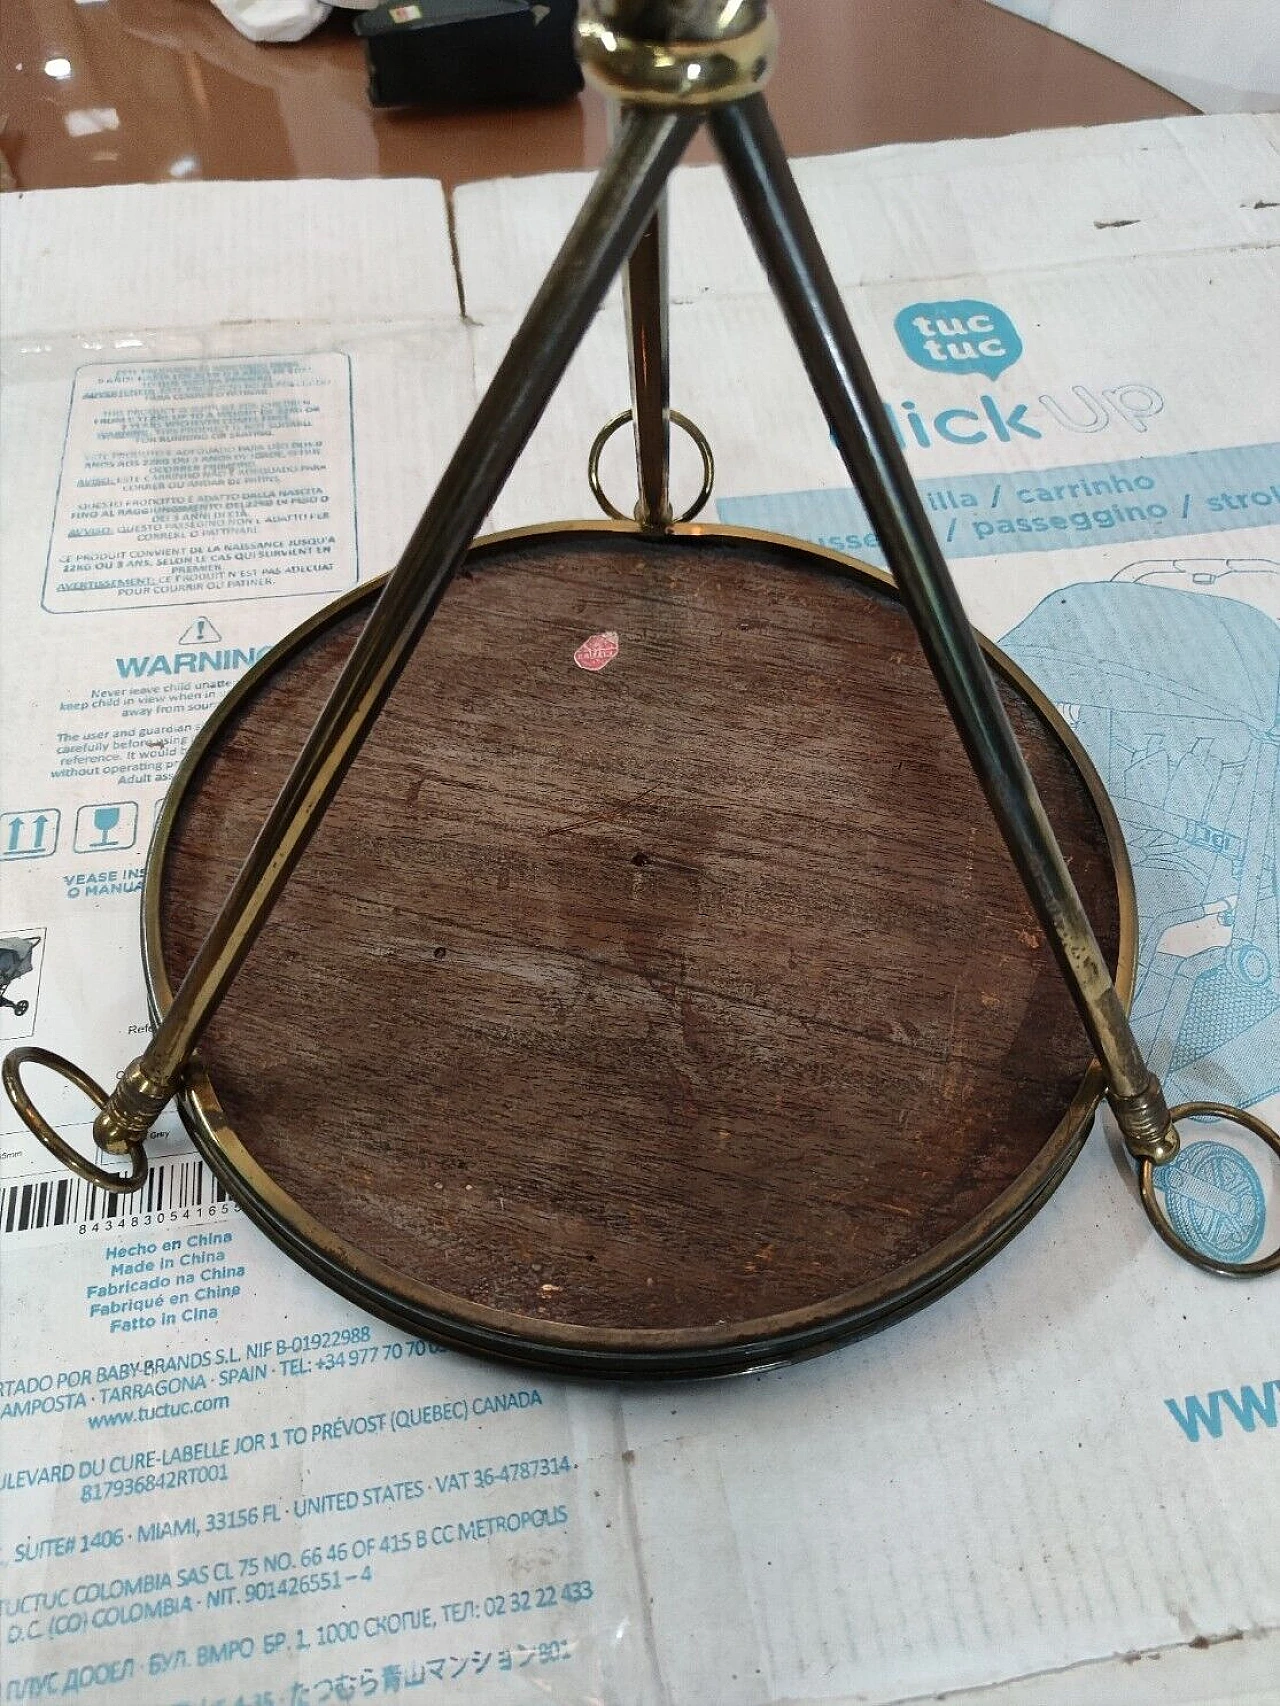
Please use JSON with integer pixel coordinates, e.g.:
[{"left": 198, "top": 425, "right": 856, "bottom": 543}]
[{"left": 211, "top": 0, "right": 333, "bottom": 44}]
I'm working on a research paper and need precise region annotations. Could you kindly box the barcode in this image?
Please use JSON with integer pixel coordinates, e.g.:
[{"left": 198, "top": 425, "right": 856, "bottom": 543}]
[{"left": 1, "top": 1155, "right": 232, "bottom": 1235}]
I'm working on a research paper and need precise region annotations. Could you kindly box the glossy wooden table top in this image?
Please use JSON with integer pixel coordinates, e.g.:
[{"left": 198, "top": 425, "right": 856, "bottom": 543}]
[{"left": 1, "top": 0, "right": 1193, "bottom": 193}]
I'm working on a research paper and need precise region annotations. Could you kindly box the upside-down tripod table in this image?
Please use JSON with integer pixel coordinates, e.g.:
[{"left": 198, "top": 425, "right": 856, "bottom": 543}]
[{"left": 6, "top": 0, "right": 1276, "bottom": 1378}]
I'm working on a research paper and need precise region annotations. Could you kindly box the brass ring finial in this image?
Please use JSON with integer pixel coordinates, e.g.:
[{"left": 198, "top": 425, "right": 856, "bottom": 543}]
[
  {"left": 1140, "top": 1102, "right": 1280, "bottom": 1276},
  {"left": 588, "top": 408, "right": 714, "bottom": 523},
  {"left": 577, "top": 1, "right": 777, "bottom": 105},
  {"left": 2, "top": 1046, "right": 149, "bottom": 1193}
]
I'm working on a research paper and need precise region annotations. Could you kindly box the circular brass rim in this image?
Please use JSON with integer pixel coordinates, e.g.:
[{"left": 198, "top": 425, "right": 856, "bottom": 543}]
[
  {"left": 2, "top": 1046, "right": 148, "bottom": 1192},
  {"left": 587, "top": 408, "right": 714, "bottom": 524},
  {"left": 1140, "top": 1101, "right": 1280, "bottom": 1277},
  {"left": 142, "top": 520, "right": 1137, "bottom": 1378}
]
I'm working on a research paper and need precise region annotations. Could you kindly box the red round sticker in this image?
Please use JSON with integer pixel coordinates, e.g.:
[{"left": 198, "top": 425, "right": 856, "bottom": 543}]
[{"left": 573, "top": 630, "right": 620, "bottom": 672}]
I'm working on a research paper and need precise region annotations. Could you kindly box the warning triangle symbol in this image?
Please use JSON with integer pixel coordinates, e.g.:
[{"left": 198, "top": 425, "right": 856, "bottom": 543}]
[{"left": 180, "top": 616, "right": 222, "bottom": 644}]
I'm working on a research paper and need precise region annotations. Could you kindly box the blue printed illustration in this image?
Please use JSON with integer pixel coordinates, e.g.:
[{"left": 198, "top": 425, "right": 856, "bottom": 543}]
[
  {"left": 1004, "top": 570, "right": 1279, "bottom": 1259},
  {"left": 1001, "top": 570, "right": 1280, "bottom": 1113},
  {"left": 1113, "top": 555, "right": 1280, "bottom": 619},
  {"left": 1156, "top": 1139, "right": 1267, "bottom": 1263},
  {"left": 894, "top": 299, "right": 1022, "bottom": 381}
]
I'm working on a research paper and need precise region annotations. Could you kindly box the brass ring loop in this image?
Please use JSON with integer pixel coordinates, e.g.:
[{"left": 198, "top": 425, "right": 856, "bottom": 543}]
[
  {"left": 1, "top": 1046, "right": 149, "bottom": 1193},
  {"left": 1140, "top": 1101, "right": 1280, "bottom": 1276},
  {"left": 587, "top": 409, "right": 715, "bottom": 525}
]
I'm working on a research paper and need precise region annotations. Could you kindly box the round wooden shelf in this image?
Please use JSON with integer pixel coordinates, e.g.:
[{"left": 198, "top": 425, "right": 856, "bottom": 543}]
[{"left": 148, "top": 524, "right": 1131, "bottom": 1376}]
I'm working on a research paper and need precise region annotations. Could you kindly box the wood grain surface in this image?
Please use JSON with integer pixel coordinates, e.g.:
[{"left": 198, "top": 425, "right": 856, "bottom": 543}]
[{"left": 160, "top": 531, "right": 1120, "bottom": 1333}]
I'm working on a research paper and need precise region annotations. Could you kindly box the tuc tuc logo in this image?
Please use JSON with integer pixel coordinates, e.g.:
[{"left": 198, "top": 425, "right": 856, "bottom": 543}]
[{"left": 894, "top": 299, "right": 1023, "bottom": 382}]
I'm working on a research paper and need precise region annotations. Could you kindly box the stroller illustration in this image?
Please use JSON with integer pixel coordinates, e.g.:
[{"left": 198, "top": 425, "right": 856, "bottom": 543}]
[
  {"left": 0, "top": 936, "right": 41, "bottom": 1020},
  {"left": 1003, "top": 578, "right": 1280, "bottom": 1110}
]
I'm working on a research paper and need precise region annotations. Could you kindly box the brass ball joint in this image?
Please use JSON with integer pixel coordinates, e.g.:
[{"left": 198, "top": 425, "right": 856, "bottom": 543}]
[{"left": 577, "top": 0, "right": 778, "bottom": 106}]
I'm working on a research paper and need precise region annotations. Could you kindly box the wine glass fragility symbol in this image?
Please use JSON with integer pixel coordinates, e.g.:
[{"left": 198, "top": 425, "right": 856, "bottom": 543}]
[{"left": 92, "top": 805, "right": 121, "bottom": 847}]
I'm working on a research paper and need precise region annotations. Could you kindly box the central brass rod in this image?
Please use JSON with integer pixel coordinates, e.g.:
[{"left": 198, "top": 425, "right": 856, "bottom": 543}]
[{"left": 624, "top": 191, "right": 673, "bottom": 526}]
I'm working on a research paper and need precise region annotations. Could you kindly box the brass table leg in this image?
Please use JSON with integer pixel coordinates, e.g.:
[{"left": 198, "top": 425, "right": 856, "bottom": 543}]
[
  {"left": 709, "top": 94, "right": 1177, "bottom": 1165},
  {"left": 4, "top": 103, "right": 699, "bottom": 1175}
]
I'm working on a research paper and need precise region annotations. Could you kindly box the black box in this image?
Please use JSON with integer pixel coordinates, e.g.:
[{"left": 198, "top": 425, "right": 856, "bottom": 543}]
[{"left": 356, "top": 0, "right": 583, "bottom": 110}]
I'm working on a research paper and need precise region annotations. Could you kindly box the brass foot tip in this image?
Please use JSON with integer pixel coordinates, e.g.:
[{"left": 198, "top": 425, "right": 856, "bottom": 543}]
[{"left": 1109, "top": 1074, "right": 1179, "bottom": 1165}]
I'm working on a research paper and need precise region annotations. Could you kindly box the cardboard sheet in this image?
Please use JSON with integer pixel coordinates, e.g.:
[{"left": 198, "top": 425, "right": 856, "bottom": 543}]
[
  {"left": 0, "top": 182, "right": 644, "bottom": 1706},
  {"left": 0, "top": 177, "right": 459, "bottom": 336},
  {"left": 2, "top": 116, "right": 1279, "bottom": 1705},
  {"left": 455, "top": 113, "right": 1280, "bottom": 321},
  {"left": 456, "top": 112, "right": 1280, "bottom": 1704}
]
